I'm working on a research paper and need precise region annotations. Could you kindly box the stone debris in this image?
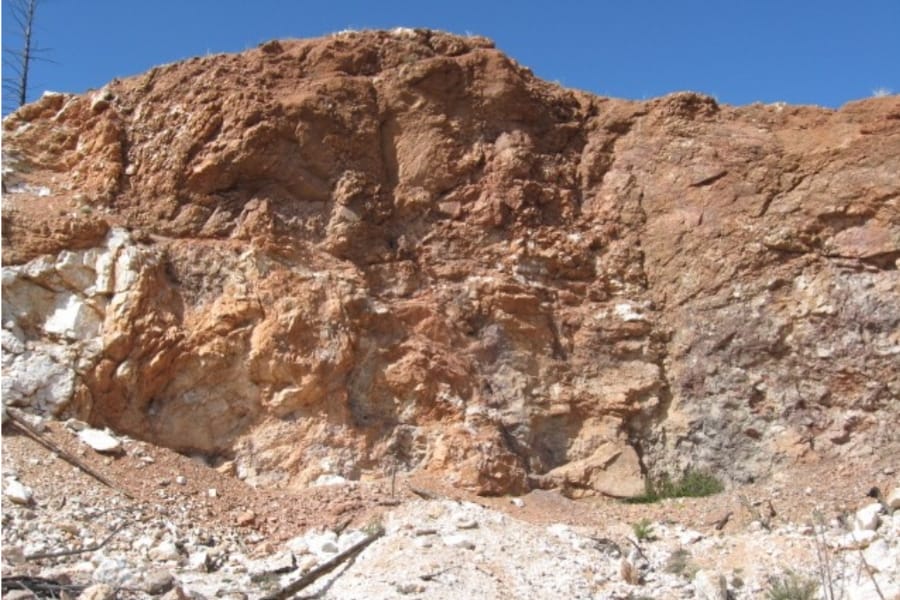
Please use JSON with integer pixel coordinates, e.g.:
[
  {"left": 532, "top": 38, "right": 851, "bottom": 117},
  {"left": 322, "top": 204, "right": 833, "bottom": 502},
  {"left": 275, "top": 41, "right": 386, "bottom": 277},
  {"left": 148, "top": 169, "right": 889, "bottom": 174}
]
[
  {"left": 3, "top": 478, "right": 34, "bottom": 505},
  {"left": 1, "top": 475, "right": 899, "bottom": 600},
  {"left": 694, "top": 569, "right": 728, "bottom": 600},
  {"left": 77, "top": 429, "right": 122, "bottom": 454},
  {"left": 886, "top": 486, "right": 900, "bottom": 511},
  {"left": 235, "top": 510, "right": 256, "bottom": 527},
  {"left": 78, "top": 583, "right": 116, "bottom": 600},
  {"left": 246, "top": 551, "right": 295, "bottom": 581},
  {"left": 854, "top": 502, "right": 883, "bottom": 531}
]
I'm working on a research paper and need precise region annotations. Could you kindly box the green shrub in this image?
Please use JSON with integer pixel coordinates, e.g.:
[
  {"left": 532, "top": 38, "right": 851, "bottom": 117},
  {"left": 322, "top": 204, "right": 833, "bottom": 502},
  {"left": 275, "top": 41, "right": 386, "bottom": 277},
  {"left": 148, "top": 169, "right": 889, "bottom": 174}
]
[
  {"left": 765, "top": 570, "right": 819, "bottom": 600},
  {"left": 626, "top": 469, "right": 724, "bottom": 504},
  {"left": 631, "top": 518, "right": 655, "bottom": 541}
]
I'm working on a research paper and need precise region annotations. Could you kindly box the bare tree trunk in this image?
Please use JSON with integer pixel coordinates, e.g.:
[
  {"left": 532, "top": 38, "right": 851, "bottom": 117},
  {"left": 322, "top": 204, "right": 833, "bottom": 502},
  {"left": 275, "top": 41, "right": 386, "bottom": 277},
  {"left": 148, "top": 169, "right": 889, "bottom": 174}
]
[
  {"left": 18, "top": 0, "right": 37, "bottom": 107},
  {"left": 3, "top": 0, "right": 42, "bottom": 112}
]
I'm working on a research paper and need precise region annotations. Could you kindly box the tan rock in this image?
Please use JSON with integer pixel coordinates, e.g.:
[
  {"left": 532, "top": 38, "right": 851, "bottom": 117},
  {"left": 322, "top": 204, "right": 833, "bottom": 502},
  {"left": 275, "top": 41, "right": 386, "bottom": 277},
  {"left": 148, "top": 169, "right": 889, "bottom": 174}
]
[
  {"left": 2, "top": 30, "right": 898, "bottom": 497},
  {"left": 236, "top": 510, "right": 257, "bottom": 527},
  {"left": 78, "top": 584, "right": 116, "bottom": 600}
]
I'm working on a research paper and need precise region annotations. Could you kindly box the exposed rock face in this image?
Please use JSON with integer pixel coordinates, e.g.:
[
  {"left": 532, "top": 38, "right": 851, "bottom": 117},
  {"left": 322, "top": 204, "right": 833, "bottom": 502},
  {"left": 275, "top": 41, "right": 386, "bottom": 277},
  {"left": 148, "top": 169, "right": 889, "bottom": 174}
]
[{"left": 2, "top": 29, "right": 899, "bottom": 495}]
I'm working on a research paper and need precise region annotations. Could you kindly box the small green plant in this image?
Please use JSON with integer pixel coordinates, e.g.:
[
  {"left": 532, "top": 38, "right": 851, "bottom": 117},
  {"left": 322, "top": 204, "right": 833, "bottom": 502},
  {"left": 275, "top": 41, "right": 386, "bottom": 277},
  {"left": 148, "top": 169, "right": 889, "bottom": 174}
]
[
  {"left": 626, "top": 469, "right": 724, "bottom": 504},
  {"left": 631, "top": 518, "right": 655, "bottom": 542},
  {"left": 765, "top": 570, "right": 819, "bottom": 600}
]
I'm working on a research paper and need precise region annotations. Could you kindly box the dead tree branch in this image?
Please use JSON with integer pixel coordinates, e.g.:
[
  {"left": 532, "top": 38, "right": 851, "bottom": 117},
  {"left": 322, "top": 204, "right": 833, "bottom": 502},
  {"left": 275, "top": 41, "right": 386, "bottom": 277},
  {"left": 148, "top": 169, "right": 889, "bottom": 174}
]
[
  {"left": 25, "top": 522, "right": 128, "bottom": 561},
  {"left": 5, "top": 409, "right": 135, "bottom": 500},
  {"left": 260, "top": 526, "right": 385, "bottom": 600}
]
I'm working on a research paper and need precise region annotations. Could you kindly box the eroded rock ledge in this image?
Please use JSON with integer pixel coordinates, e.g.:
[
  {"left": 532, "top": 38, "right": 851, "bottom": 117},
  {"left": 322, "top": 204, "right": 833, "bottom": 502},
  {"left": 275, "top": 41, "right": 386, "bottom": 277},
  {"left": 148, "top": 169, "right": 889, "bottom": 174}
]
[{"left": 3, "top": 29, "right": 899, "bottom": 495}]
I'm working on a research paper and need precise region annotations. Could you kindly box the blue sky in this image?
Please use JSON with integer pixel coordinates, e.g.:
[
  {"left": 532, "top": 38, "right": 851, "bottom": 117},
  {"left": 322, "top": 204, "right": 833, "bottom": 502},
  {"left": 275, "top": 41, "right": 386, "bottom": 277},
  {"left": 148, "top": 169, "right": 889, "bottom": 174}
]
[{"left": 3, "top": 0, "right": 898, "bottom": 114}]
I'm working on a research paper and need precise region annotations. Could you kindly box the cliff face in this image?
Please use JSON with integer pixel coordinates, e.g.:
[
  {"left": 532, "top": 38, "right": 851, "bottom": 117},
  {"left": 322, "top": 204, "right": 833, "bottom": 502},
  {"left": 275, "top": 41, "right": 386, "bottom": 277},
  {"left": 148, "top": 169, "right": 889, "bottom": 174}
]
[{"left": 3, "top": 29, "right": 898, "bottom": 495}]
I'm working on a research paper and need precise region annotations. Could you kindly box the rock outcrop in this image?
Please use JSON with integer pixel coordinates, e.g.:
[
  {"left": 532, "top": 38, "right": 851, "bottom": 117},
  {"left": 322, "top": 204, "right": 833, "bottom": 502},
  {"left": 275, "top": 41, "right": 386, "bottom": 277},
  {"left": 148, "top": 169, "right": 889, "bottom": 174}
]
[{"left": 3, "top": 29, "right": 899, "bottom": 495}]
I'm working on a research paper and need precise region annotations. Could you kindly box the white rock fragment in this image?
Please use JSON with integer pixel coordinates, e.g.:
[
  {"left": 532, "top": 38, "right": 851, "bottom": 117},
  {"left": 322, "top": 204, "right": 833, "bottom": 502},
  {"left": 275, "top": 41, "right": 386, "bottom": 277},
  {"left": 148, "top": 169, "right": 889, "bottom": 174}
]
[
  {"left": 305, "top": 530, "right": 339, "bottom": 558},
  {"left": 614, "top": 302, "right": 645, "bottom": 322},
  {"left": 149, "top": 541, "right": 181, "bottom": 562},
  {"left": 296, "top": 554, "right": 319, "bottom": 572},
  {"left": 246, "top": 551, "right": 295, "bottom": 580},
  {"left": 678, "top": 529, "right": 704, "bottom": 545},
  {"left": 313, "top": 474, "right": 348, "bottom": 486},
  {"left": 188, "top": 550, "right": 210, "bottom": 572},
  {"left": 284, "top": 536, "right": 309, "bottom": 555},
  {"left": 4, "top": 478, "right": 34, "bottom": 505},
  {"left": 862, "top": 538, "right": 893, "bottom": 572},
  {"left": 175, "top": 475, "right": 187, "bottom": 485},
  {"left": 510, "top": 497, "right": 525, "bottom": 508},
  {"left": 854, "top": 502, "right": 882, "bottom": 531},
  {"left": 886, "top": 486, "right": 900, "bottom": 511},
  {"left": 78, "top": 428, "right": 122, "bottom": 454},
  {"left": 337, "top": 530, "right": 368, "bottom": 552},
  {"left": 207, "top": 488, "right": 218, "bottom": 498},
  {"left": 694, "top": 569, "right": 728, "bottom": 600}
]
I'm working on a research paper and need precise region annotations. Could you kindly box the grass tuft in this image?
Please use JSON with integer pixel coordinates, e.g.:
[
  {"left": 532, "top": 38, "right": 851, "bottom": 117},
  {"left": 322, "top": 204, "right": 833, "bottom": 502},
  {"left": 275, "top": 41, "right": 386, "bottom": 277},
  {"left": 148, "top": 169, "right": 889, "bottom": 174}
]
[
  {"left": 765, "top": 570, "right": 819, "bottom": 600},
  {"left": 626, "top": 469, "right": 724, "bottom": 504},
  {"left": 630, "top": 518, "right": 655, "bottom": 541}
]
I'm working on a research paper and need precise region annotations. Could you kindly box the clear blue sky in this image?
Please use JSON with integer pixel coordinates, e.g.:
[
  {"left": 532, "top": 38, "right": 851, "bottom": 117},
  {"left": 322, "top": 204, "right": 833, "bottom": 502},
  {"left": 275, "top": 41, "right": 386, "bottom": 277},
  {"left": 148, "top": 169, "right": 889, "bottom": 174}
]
[{"left": 3, "top": 0, "right": 898, "bottom": 114}]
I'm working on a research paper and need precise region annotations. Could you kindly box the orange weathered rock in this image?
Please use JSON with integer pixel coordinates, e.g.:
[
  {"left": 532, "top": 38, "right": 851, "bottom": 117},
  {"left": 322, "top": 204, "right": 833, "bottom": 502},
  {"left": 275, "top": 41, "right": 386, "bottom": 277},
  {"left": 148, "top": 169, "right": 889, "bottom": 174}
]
[{"left": 2, "top": 29, "right": 898, "bottom": 496}]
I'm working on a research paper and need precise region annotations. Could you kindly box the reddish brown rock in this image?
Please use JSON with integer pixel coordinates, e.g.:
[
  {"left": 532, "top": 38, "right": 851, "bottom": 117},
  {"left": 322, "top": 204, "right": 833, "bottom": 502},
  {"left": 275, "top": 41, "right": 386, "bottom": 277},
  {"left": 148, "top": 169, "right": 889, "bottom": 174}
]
[{"left": 2, "top": 29, "right": 898, "bottom": 496}]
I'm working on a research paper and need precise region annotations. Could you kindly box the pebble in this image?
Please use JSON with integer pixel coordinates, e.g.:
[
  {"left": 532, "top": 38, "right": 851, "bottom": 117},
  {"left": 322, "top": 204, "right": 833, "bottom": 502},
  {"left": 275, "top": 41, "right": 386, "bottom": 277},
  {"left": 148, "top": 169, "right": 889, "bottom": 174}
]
[
  {"left": 175, "top": 476, "right": 187, "bottom": 486},
  {"left": 854, "top": 502, "right": 882, "bottom": 531},
  {"left": 77, "top": 429, "right": 122, "bottom": 453},
  {"left": 246, "top": 551, "right": 296, "bottom": 580},
  {"left": 160, "top": 586, "right": 190, "bottom": 600},
  {"left": 149, "top": 541, "right": 182, "bottom": 562},
  {"left": 886, "top": 486, "right": 900, "bottom": 511},
  {"left": 456, "top": 519, "right": 478, "bottom": 530},
  {"left": 694, "top": 569, "right": 728, "bottom": 600},
  {"left": 207, "top": 488, "right": 218, "bottom": 498},
  {"left": 395, "top": 582, "right": 426, "bottom": 594},
  {"left": 78, "top": 583, "right": 116, "bottom": 600},
  {"left": 4, "top": 478, "right": 34, "bottom": 505},
  {"left": 678, "top": 529, "right": 704, "bottom": 545},
  {"left": 297, "top": 554, "right": 319, "bottom": 572},
  {"left": 443, "top": 534, "right": 475, "bottom": 550},
  {"left": 188, "top": 550, "right": 210, "bottom": 572},
  {"left": 236, "top": 510, "right": 256, "bottom": 526},
  {"left": 141, "top": 569, "right": 175, "bottom": 595},
  {"left": 305, "top": 530, "right": 340, "bottom": 558}
]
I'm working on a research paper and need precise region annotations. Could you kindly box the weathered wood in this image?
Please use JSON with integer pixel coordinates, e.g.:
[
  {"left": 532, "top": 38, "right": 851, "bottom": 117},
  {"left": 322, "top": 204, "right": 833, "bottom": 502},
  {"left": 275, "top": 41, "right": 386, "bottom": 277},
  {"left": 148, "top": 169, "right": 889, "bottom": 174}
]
[
  {"left": 260, "top": 526, "right": 384, "bottom": 600},
  {"left": 407, "top": 484, "right": 440, "bottom": 500},
  {"left": 5, "top": 409, "right": 134, "bottom": 500},
  {"left": 25, "top": 522, "right": 127, "bottom": 561}
]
